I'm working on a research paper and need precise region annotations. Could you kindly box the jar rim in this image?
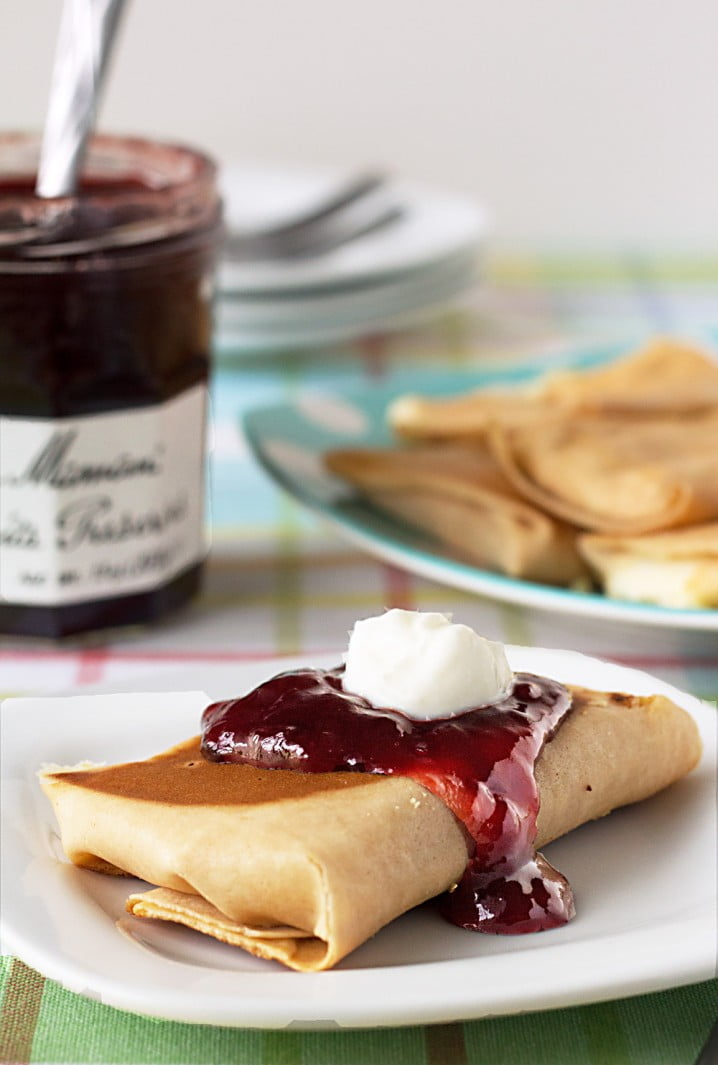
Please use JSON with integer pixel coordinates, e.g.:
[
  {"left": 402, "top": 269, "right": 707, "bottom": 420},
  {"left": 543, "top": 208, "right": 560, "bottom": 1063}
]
[{"left": 0, "top": 132, "right": 220, "bottom": 260}]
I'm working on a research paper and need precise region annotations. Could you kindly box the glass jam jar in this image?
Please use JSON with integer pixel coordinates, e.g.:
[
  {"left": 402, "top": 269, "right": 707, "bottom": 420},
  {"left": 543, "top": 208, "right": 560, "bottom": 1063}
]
[{"left": 0, "top": 133, "right": 222, "bottom": 637}]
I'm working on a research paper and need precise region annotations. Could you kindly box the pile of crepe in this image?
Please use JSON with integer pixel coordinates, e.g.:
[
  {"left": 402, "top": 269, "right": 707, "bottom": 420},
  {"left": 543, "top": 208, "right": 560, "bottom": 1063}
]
[
  {"left": 40, "top": 683, "right": 701, "bottom": 971},
  {"left": 325, "top": 339, "right": 718, "bottom": 608}
]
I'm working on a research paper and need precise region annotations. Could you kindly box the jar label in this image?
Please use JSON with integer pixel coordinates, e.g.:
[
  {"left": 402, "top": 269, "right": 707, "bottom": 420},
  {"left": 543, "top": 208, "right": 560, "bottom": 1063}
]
[{"left": 0, "top": 385, "right": 208, "bottom": 606}]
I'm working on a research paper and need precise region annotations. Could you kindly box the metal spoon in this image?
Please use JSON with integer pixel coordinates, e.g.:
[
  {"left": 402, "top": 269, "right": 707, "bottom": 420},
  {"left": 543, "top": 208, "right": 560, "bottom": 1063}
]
[{"left": 36, "top": 0, "right": 126, "bottom": 199}]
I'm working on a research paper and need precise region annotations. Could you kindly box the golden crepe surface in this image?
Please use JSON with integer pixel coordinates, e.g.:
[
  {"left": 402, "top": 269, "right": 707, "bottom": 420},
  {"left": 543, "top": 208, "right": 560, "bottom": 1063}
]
[
  {"left": 42, "top": 737, "right": 469, "bottom": 972},
  {"left": 579, "top": 521, "right": 718, "bottom": 608},
  {"left": 39, "top": 684, "right": 701, "bottom": 972},
  {"left": 325, "top": 442, "right": 588, "bottom": 585},
  {"left": 488, "top": 410, "right": 718, "bottom": 534},
  {"left": 539, "top": 338, "right": 718, "bottom": 415},
  {"left": 388, "top": 338, "right": 718, "bottom": 441}
]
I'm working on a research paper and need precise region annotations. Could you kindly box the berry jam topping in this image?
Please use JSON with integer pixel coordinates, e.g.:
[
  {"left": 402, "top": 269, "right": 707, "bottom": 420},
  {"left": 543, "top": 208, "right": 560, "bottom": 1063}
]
[{"left": 200, "top": 668, "right": 575, "bottom": 934}]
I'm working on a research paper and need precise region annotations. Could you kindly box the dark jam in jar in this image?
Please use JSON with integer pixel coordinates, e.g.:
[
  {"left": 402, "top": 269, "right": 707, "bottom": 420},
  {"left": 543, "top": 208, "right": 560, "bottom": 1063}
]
[
  {"left": 0, "top": 134, "right": 222, "bottom": 637},
  {"left": 201, "top": 667, "right": 575, "bottom": 934}
]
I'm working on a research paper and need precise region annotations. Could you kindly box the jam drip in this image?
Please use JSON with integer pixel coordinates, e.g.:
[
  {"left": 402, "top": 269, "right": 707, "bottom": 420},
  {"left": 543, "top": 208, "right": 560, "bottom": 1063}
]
[{"left": 201, "top": 668, "right": 575, "bottom": 934}]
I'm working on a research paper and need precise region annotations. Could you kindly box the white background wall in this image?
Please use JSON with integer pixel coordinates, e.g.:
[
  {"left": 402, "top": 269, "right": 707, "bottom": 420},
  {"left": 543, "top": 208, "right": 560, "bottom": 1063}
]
[{"left": 1, "top": 0, "right": 717, "bottom": 253}]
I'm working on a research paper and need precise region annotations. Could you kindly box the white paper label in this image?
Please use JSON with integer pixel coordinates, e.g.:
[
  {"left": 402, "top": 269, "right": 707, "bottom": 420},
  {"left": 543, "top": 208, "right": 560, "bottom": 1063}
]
[{"left": 0, "top": 384, "right": 208, "bottom": 606}]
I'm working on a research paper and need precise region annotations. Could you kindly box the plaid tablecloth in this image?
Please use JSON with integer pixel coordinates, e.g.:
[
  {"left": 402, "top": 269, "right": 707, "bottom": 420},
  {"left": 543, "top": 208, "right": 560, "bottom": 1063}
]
[{"left": 1, "top": 255, "right": 716, "bottom": 1065}]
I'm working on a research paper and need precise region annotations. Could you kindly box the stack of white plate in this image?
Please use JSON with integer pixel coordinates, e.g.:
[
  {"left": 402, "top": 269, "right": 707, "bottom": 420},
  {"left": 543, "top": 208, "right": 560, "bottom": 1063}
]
[{"left": 215, "top": 163, "right": 488, "bottom": 354}]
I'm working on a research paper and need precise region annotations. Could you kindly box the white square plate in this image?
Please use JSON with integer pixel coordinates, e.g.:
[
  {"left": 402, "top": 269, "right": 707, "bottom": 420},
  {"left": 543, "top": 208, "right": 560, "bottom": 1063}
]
[{"left": 1, "top": 649, "right": 715, "bottom": 1028}]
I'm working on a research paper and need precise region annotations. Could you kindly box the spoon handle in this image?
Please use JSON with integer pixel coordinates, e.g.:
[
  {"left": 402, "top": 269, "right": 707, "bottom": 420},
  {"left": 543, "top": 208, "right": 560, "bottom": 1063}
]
[{"left": 36, "top": 0, "right": 126, "bottom": 199}]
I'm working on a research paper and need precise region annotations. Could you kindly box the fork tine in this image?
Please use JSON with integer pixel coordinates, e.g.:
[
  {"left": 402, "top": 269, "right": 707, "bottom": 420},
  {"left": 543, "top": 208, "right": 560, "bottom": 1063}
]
[
  {"left": 274, "top": 205, "right": 405, "bottom": 260},
  {"left": 257, "top": 172, "right": 388, "bottom": 239},
  {"left": 224, "top": 171, "right": 401, "bottom": 262}
]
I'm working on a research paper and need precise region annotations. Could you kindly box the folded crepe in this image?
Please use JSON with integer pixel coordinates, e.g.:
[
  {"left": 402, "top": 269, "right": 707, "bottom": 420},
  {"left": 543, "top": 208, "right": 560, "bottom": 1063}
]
[
  {"left": 324, "top": 442, "right": 588, "bottom": 585},
  {"left": 388, "top": 387, "right": 554, "bottom": 442},
  {"left": 388, "top": 339, "right": 718, "bottom": 442},
  {"left": 488, "top": 410, "right": 718, "bottom": 534},
  {"left": 39, "top": 685, "right": 701, "bottom": 971},
  {"left": 579, "top": 521, "right": 718, "bottom": 608},
  {"left": 539, "top": 338, "right": 718, "bottom": 415}
]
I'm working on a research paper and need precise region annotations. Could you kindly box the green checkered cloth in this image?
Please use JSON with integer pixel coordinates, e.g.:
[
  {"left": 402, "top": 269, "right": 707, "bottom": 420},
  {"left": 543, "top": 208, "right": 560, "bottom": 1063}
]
[{"left": 1, "top": 959, "right": 715, "bottom": 1064}]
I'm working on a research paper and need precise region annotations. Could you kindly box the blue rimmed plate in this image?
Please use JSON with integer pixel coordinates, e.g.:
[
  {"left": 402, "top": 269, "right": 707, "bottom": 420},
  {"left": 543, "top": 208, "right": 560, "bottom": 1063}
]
[{"left": 242, "top": 347, "right": 718, "bottom": 632}]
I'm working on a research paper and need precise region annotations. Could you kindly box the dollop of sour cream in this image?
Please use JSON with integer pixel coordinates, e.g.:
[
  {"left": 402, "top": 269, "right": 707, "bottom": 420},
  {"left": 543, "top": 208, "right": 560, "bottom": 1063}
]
[{"left": 341, "top": 609, "right": 514, "bottom": 719}]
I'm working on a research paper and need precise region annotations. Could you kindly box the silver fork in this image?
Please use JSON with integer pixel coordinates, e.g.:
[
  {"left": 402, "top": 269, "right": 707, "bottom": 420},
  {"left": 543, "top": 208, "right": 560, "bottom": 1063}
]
[{"left": 224, "top": 171, "right": 405, "bottom": 262}]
